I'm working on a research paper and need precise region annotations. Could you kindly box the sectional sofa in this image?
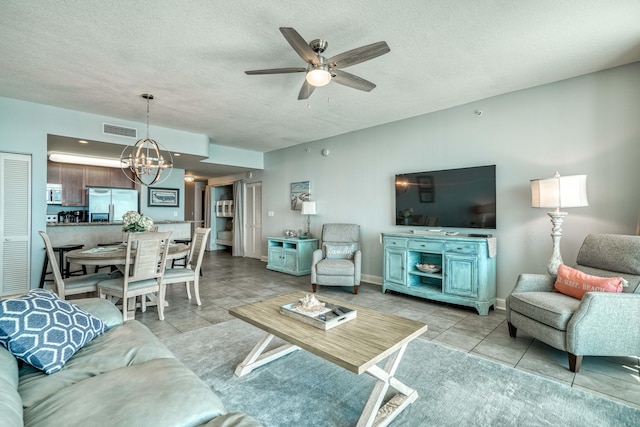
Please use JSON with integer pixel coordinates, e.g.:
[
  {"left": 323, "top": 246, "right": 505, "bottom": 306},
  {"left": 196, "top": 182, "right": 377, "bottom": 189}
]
[{"left": 0, "top": 292, "right": 260, "bottom": 427}]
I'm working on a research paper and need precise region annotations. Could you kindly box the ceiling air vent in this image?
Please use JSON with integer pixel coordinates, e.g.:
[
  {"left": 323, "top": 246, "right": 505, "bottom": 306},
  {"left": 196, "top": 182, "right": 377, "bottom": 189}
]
[{"left": 103, "top": 123, "right": 137, "bottom": 139}]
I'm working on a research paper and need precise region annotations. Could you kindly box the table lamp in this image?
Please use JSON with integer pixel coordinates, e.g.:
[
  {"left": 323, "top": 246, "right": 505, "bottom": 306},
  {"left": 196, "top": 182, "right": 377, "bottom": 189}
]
[
  {"left": 530, "top": 171, "right": 588, "bottom": 275},
  {"left": 301, "top": 201, "right": 317, "bottom": 238}
]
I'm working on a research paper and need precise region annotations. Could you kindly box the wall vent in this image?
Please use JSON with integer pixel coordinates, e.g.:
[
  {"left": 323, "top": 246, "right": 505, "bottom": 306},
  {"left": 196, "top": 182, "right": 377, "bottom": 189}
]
[{"left": 103, "top": 123, "right": 137, "bottom": 139}]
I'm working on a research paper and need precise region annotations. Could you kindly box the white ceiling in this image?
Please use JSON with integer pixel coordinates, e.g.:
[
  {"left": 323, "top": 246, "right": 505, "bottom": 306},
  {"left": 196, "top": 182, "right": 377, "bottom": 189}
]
[{"left": 1, "top": 1, "right": 639, "bottom": 177}]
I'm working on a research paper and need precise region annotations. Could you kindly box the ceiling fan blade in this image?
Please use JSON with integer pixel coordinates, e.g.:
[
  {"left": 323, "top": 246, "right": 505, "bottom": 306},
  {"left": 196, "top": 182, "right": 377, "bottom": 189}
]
[
  {"left": 298, "top": 80, "right": 316, "bottom": 100},
  {"left": 327, "top": 41, "right": 390, "bottom": 69},
  {"left": 280, "top": 27, "right": 319, "bottom": 65},
  {"left": 245, "top": 67, "right": 306, "bottom": 75},
  {"left": 331, "top": 70, "right": 376, "bottom": 92}
]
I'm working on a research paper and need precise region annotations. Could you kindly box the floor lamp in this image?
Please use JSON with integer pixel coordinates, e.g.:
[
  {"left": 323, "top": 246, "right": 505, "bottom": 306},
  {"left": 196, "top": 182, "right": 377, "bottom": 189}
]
[
  {"left": 301, "top": 201, "right": 317, "bottom": 238},
  {"left": 530, "top": 172, "right": 588, "bottom": 275}
]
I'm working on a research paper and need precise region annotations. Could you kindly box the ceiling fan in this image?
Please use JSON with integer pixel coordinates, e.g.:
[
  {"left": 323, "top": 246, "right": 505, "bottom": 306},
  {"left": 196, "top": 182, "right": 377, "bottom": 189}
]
[{"left": 245, "top": 27, "right": 390, "bottom": 100}]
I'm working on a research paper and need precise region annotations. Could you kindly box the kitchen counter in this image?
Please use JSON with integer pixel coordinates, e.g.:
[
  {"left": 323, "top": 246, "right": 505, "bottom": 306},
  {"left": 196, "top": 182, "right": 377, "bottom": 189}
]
[
  {"left": 47, "top": 220, "right": 197, "bottom": 226},
  {"left": 45, "top": 221, "right": 194, "bottom": 255}
]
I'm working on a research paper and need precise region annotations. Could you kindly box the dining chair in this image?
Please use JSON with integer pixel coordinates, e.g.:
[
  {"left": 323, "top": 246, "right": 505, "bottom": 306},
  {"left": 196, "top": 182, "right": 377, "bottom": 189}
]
[
  {"left": 97, "top": 231, "right": 172, "bottom": 321},
  {"left": 162, "top": 227, "right": 211, "bottom": 306},
  {"left": 38, "top": 231, "right": 112, "bottom": 300}
]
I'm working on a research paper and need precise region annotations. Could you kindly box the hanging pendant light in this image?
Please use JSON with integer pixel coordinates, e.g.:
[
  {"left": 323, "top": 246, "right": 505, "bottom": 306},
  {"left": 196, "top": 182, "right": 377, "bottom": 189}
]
[{"left": 120, "top": 94, "right": 173, "bottom": 186}]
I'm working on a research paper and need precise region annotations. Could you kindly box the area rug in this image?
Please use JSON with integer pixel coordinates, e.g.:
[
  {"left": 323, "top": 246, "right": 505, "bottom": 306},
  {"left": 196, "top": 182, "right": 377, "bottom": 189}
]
[{"left": 162, "top": 319, "right": 639, "bottom": 427}]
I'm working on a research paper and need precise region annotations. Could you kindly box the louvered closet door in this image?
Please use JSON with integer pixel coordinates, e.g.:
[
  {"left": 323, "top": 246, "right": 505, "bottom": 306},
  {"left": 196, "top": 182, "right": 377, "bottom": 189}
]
[{"left": 1, "top": 153, "right": 31, "bottom": 296}]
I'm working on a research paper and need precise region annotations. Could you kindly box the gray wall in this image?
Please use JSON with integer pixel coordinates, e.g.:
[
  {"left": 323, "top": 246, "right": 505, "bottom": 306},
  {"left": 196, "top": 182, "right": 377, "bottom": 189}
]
[{"left": 260, "top": 62, "right": 640, "bottom": 302}]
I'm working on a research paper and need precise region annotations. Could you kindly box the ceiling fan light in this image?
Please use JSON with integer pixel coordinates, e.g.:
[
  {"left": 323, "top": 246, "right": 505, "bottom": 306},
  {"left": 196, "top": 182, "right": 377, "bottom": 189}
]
[{"left": 306, "top": 68, "right": 331, "bottom": 87}]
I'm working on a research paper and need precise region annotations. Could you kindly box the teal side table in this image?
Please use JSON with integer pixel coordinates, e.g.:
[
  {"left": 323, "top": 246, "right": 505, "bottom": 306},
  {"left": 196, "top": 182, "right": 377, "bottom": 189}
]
[{"left": 266, "top": 237, "right": 319, "bottom": 276}]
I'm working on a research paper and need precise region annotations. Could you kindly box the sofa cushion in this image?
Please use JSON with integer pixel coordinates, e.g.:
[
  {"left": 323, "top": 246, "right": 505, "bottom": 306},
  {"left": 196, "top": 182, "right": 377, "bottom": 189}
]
[
  {"left": 23, "top": 357, "right": 227, "bottom": 427},
  {"left": 324, "top": 243, "right": 357, "bottom": 260},
  {"left": 198, "top": 412, "right": 263, "bottom": 427},
  {"left": 19, "top": 320, "right": 175, "bottom": 407},
  {"left": 508, "top": 292, "right": 580, "bottom": 331},
  {"left": 576, "top": 234, "right": 640, "bottom": 275},
  {"left": 554, "top": 264, "right": 624, "bottom": 300},
  {"left": 0, "top": 346, "right": 22, "bottom": 427},
  {"left": 71, "top": 298, "right": 124, "bottom": 330},
  {"left": 316, "top": 259, "right": 355, "bottom": 276},
  {"left": 0, "top": 290, "right": 106, "bottom": 374}
]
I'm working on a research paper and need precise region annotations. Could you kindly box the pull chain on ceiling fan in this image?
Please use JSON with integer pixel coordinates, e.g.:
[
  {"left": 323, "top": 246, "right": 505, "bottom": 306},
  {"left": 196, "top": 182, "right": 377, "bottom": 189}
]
[{"left": 245, "top": 27, "right": 390, "bottom": 100}]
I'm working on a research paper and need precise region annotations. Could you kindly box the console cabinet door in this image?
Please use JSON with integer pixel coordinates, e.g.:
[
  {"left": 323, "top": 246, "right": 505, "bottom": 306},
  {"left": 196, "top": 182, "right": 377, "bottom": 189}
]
[
  {"left": 268, "top": 247, "right": 283, "bottom": 269},
  {"left": 283, "top": 249, "right": 298, "bottom": 272},
  {"left": 444, "top": 255, "right": 478, "bottom": 297},
  {"left": 384, "top": 248, "right": 406, "bottom": 285}
]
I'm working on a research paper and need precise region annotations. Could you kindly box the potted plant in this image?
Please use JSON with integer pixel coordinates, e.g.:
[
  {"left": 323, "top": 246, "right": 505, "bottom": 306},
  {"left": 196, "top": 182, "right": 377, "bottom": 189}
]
[
  {"left": 122, "top": 211, "right": 154, "bottom": 243},
  {"left": 399, "top": 208, "right": 413, "bottom": 225}
]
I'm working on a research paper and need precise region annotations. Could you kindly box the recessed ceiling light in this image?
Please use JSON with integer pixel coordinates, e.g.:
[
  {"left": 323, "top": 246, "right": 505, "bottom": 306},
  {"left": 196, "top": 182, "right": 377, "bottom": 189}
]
[{"left": 78, "top": 140, "right": 88, "bottom": 144}]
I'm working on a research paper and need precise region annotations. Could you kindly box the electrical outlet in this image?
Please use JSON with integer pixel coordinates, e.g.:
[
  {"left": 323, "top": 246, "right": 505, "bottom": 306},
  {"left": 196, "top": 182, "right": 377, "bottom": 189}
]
[
  {"left": 268, "top": 211, "right": 274, "bottom": 217},
  {"left": 173, "top": 211, "right": 177, "bottom": 217}
]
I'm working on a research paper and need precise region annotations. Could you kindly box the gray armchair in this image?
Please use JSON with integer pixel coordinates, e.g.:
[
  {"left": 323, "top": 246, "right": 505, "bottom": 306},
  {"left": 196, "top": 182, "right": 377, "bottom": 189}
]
[
  {"left": 506, "top": 234, "right": 640, "bottom": 372},
  {"left": 311, "top": 224, "right": 362, "bottom": 294}
]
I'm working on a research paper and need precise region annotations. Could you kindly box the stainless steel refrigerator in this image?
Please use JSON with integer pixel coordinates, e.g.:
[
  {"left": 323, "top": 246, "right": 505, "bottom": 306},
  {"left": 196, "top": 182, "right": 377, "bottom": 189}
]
[{"left": 87, "top": 187, "right": 139, "bottom": 222}]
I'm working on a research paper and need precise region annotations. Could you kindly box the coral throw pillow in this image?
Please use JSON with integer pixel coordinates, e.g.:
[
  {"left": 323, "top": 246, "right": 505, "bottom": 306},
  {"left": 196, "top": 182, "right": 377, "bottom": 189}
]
[{"left": 554, "top": 264, "right": 624, "bottom": 300}]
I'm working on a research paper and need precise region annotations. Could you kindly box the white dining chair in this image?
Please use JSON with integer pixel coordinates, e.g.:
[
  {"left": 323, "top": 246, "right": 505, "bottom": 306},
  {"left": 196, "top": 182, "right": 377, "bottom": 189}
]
[
  {"left": 97, "top": 231, "right": 172, "bottom": 321},
  {"left": 39, "top": 231, "right": 112, "bottom": 300},
  {"left": 162, "top": 227, "right": 211, "bottom": 306}
]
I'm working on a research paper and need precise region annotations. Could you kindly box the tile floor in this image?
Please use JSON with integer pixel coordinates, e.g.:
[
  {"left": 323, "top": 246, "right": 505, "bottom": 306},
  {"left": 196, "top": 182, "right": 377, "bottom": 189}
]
[{"left": 137, "top": 250, "right": 640, "bottom": 410}]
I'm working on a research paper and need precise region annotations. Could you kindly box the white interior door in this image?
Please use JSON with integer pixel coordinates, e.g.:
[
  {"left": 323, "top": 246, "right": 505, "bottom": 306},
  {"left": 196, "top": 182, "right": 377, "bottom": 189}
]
[
  {"left": 244, "top": 182, "right": 262, "bottom": 259},
  {"left": 1, "top": 152, "right": 31, "bottom": 296}
]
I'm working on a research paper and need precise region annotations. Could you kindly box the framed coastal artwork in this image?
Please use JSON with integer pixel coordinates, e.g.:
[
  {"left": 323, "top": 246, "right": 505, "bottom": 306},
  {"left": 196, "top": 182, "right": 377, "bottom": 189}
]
[
  {"left": 148, "top": 187, "right": 179, "bottom": 207},
  {"left": 290, "top": 181, "right": 310, "bottom": 210}
]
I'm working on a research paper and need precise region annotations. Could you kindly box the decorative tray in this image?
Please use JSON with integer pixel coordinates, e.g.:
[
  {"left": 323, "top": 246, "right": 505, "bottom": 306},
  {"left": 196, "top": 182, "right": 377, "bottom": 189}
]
[
  {"left": 280, "top": 298, "right": 356, "bottom": 330},
  {"left": 415, "top": 263, "right": 441, "bottom": 273}
]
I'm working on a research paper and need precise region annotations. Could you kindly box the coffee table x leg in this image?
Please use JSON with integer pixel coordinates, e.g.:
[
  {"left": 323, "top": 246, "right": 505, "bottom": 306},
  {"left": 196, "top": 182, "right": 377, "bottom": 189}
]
[
  {"left": 358, "top": 342, "right": 417, "bottom": 427},
  {"left": 235, "top": 334, "right": 416, "bottom": 427},
  {"left": 235, "top": 332, "right": 299, "bottom": 377}
]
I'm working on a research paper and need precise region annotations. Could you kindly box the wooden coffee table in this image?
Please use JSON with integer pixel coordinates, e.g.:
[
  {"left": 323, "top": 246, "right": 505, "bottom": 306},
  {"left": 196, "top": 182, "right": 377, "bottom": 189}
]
[{"left": 229, "top": 292, "right": 428, "bottom": 427}]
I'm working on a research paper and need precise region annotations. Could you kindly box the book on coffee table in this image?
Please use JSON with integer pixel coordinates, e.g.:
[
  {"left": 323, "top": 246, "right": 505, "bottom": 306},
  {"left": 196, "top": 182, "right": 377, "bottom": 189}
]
[{"left": 279, "top": 301, "right": 357, "bottom": 330}]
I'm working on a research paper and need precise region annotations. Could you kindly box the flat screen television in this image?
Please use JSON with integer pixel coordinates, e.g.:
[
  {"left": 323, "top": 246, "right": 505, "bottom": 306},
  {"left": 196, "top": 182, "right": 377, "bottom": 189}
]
[{"left": 395, "top": 165, "right": 496, "bottom": 229}]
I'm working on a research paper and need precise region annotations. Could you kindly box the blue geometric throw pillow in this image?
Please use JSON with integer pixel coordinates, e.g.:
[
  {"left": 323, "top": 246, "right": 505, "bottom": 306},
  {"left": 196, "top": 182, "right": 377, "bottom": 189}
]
[{"left": 0, "top": 289, "right": 107, "bottom": 374}]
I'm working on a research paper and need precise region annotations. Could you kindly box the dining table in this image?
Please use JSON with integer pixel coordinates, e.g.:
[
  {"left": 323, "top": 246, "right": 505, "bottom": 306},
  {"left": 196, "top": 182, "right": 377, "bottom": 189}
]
[
  {"left": 65, "top": 243, "right": 190, "bottom": 270},
  {"left": 65, "top": 243, "right": 190, "bottom": 319}
]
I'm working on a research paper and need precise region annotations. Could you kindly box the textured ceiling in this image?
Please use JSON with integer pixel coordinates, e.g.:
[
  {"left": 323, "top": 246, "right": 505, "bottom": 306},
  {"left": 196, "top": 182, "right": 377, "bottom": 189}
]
[{"left": 1, "top": 1, "right": 639, "bottom": 167}]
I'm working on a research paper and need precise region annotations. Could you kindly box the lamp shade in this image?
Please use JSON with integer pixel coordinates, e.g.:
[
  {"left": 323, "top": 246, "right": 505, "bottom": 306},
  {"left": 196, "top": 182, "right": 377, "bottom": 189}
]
[
  {"left": 531, "top": 172, "right": 588, "bottom": 209},
  {"left": 301, "top": 201, "right": 317, "bottom": 215}
]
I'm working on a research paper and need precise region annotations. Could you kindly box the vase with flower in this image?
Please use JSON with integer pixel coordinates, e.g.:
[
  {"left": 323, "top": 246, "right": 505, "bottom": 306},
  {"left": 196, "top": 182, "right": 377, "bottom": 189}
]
[
  {"left": 122, "top": 211, "right": 154, "bottom": 244},
  {"left": 399, "top": 208, "right": 413, "bottom": 225}
]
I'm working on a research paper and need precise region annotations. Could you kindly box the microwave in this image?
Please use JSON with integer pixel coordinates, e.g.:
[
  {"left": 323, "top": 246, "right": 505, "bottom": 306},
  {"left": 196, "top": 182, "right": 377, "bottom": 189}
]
[{"left": 46, "top": 183, "right": 62, "bottom": 205}]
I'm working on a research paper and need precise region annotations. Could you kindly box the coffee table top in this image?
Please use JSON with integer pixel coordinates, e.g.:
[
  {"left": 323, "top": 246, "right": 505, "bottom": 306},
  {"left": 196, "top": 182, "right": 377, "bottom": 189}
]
[{"left": 229, "top": 292, "right": 428, "bottom": 374}]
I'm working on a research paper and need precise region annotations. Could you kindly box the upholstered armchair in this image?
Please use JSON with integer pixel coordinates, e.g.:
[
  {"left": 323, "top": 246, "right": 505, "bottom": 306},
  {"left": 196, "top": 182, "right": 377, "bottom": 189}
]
[
  {"left": 311, "top": 224, "right": 362, "bottom": 294},
  {"left": 506, "top": 234, "right": 640, "bottom": 372}
]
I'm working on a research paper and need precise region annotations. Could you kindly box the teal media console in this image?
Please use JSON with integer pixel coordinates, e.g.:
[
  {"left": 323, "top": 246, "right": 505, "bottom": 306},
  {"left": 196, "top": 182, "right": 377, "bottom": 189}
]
[{"left": 382, "top": 233, "right": 496, "bottom": 315}]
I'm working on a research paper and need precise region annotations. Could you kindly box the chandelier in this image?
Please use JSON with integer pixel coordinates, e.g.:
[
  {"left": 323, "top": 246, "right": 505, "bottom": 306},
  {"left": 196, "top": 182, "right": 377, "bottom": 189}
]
[{"left": 120, "top": 94, "right": 173, "bottom": 186}]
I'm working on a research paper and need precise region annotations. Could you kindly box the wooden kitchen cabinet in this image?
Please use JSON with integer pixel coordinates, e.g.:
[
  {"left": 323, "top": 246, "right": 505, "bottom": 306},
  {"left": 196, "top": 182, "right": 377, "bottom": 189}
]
[
  {"left": 110, "top": 168, "right": 135, "bottom": 188},
  {"left": 84, "top": 166, "right": 110, "bottom": 187},
  {"left": 60, "top": 164, "right": 85, "bottom": 206},
  {"left": 48, "top": 162, "right": 136, "bottom": 206},
  {"left": 46, "top": 161, "right": 61, "bottom": 184}
]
